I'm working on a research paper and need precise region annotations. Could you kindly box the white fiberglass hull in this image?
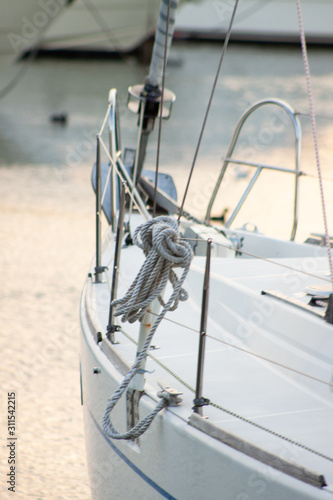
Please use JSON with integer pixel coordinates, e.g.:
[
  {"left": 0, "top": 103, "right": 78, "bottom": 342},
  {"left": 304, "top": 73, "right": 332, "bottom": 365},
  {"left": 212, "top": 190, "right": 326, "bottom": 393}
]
[
  {"left": 0, "top": 0, "right": 69, "bottom": 75},
  {"left": 175, "top": 0, "right": 333, "bottom": 44},
  {"left": 40, "top": 0, "right": 160, "bottom": 53},
  {"left": 80, "top": 222, "right": 333, "bottom": 499}
]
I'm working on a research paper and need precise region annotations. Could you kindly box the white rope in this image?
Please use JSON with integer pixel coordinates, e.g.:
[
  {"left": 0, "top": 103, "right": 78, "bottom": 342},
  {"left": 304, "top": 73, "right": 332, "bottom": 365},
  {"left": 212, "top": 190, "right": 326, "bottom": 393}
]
[
  {"left": 103, "top": 216, "right": 193, "bottom": 440},
  {"left": 111, "top": 216, "right": 193, "bottom": 323},
  {"left": 296, "top": 0, "right": 333, "bottom": 287}
]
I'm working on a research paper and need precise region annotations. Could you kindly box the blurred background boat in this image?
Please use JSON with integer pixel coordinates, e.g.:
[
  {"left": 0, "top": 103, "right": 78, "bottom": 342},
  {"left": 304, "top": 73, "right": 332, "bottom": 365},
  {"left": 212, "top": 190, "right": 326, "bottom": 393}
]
[
  {"left": 39, "top": 0, "right": 161, "bottom": 55},
  {"left": 0, "top": 0, "right": 73, "bottom": 75},
  {"left": 175, "top": 0, "right": 333, "bottom": 45},
  {"left": 37, "top": 0, "right": 333, "bottom": 59}
]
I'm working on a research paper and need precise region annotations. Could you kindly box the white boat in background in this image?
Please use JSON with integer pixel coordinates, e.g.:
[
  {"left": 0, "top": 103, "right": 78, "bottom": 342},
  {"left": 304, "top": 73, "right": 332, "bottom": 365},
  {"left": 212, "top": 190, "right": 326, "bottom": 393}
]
[
  {"left": 0, "top": 0, "right": 72, "bottom": 75},
  {"left": 80, "top": 1, "right": 333, "bottom": 498},
  {"left": 40, "top": 0, "right": 160, "bottom": 54},
  {"left": 175, "top": 0, "right": 333, "bottom": 44}
]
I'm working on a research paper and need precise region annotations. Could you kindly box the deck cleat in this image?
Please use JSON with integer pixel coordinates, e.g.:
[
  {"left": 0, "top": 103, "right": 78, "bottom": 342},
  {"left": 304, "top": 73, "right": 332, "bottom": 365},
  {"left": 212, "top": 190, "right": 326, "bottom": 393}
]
[{"left": 157, "top": 382, "right": 183, "bottom": 407}]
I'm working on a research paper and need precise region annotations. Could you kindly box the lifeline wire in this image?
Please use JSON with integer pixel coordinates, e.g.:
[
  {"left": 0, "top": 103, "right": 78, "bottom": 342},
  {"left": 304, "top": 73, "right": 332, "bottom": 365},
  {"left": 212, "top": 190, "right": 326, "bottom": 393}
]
[
  {"left": 209, "top": 399, "right": 333, "bottom": 464},
  {"left": 118, "top": 322, "right": 333, "bottom": 463},
  {"left": 296, "top": 0, "right": 333, "bottom": 286},
  {"left": 177, "top": 0, "right": 240, "bottom": 223},
  {"left": 82, "top": 0, "right": 124, "bottom": 53},
  {"left": 103, "top": 216, "right": 193, "bottom": 440}
]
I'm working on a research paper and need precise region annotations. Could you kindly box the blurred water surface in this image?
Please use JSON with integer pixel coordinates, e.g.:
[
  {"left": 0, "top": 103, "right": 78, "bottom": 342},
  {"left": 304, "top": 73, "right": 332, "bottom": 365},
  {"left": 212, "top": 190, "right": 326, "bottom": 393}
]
[{"left": 0, "top": 41, "right": 333, "bottom": 499}]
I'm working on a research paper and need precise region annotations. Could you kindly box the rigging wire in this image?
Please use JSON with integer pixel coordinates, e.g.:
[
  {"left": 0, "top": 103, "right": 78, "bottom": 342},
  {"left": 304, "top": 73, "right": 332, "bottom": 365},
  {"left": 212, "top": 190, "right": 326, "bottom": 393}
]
[
  {"left": 209, "top": 399, "right": 333, "bottom": 464},
  {"left": 206, "top": 333, "right": 333, "bottom": 389},
  {"left": 296, "top": 0, "right": 333, "bottom": 287},
  {"left": 204, "top": 238, "right": 332, "bottom": 283},
  {"left": 0, "top": 0, "right": 79, "bottom": 99},
  {"left": 137, "top": 308, "right": 333, "bottom": 390},
  {"left": 0, "top": 46, "right": 40, "bottom": 99},
  {"left": 177, "top": 0, "right": 240, "bottom": 223},
  {"left": 82, "top": 0, "right": 123, "bottom": 52},
  {"left": 98, "top": 97, "right": 113, "bottom": 135},
  {"left": 178, "top": 234, "right": 332, "bottom": 283},
  {"left": 98, "top": 137, "right": 150, "bottom": 220},
  {"left": 118, "top": 326, "right": 333, "bottom": 464},
  {"left": 153, "top": 0, "right": 171, "bottom": 217},
  {"left": 94, "top": 0, "right": 333, "bottom": 461},
  {"left": 102, "top": 216, "right": 193, "bottom": 440},
  {"left": 81, "top": 0, "right": 159, "bottom": 55},
  {"left": 211, "top": 0, "right": 274, "bottom": 34}
]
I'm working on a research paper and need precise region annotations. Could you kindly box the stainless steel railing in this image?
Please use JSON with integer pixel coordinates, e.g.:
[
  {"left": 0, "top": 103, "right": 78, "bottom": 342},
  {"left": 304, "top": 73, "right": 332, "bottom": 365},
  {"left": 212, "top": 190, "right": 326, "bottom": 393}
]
[{"left": 205, "top": 99, "right": 302, "bottom": 241}]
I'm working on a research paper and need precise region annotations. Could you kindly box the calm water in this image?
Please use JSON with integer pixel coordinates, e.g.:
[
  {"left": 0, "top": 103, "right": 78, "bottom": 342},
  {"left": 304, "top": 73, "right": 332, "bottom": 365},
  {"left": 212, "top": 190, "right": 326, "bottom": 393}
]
[{"left": 0, "top": 41, "right": 333, "bottom": 499}]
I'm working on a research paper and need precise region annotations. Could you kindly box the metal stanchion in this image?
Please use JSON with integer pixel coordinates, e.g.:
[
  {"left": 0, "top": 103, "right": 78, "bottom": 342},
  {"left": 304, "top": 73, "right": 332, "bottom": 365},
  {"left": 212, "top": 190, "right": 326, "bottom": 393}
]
[
  {"left": 94, "top": 134, "right": 104, "bottom": 283},
  {"left": 193, "top": 239, "right": 212, "bottom": 415},
  {"left": 107, "top": 182, "right": 127, "bottom": 342}
]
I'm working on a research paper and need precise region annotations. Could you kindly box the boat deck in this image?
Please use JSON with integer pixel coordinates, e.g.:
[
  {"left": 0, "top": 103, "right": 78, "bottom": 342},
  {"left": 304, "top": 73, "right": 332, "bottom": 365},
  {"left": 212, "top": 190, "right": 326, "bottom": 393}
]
[{"left": 88, "top": 237, "right": 333, "bottom": 490}]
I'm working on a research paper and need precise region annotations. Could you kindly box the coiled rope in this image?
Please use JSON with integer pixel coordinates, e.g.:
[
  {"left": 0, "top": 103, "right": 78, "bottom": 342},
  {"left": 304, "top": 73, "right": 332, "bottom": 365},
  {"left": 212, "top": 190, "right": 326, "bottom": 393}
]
[{"left": 103, "top": 216, "right": 193, "bottom": 440}]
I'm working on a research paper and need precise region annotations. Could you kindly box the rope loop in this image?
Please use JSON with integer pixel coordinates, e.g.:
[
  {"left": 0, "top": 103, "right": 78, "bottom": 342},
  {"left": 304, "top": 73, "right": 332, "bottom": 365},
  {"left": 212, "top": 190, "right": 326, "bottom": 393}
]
[
  {"left": 112, "top": 216, "right": 193, "bottom": 323},
  {"left": 103, "top": 216, "right": 193, "bottom": 441}
]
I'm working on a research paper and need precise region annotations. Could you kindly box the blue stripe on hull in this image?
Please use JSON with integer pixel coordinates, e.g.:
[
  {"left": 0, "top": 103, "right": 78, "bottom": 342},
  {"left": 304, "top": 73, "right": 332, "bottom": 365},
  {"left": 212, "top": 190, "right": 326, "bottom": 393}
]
[{"left": 88, "top": 408, "right": 178, "bottom": 500}]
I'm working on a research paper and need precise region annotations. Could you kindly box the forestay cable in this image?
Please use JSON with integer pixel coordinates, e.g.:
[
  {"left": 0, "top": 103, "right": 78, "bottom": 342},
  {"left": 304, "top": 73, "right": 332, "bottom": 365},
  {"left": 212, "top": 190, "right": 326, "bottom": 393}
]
[
  {"left": 178, "top": 0, "right": 240, "bottom": 222},
  {"left": 153, "top": 0, "right": 174, "bottom": 217},
  {"left": 296, "top": 0, "right": 333, "bottom": 286}
]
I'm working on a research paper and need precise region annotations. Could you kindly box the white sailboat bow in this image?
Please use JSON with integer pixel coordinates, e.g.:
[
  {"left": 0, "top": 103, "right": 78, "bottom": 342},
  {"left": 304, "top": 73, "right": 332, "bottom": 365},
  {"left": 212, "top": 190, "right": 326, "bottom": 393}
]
[{"left": 79, "top": 1, "right": 333, "bottom": 498}]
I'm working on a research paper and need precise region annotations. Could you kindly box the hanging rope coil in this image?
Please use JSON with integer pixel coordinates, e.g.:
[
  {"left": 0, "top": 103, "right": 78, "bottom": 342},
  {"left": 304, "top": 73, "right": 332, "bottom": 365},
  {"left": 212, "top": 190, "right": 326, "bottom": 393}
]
[
  {"left": 103, "top": 216, "right": 193, "bottom": 440},
  {"left": 111, "top": 216, "right": 193, "bottom": 323}
]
